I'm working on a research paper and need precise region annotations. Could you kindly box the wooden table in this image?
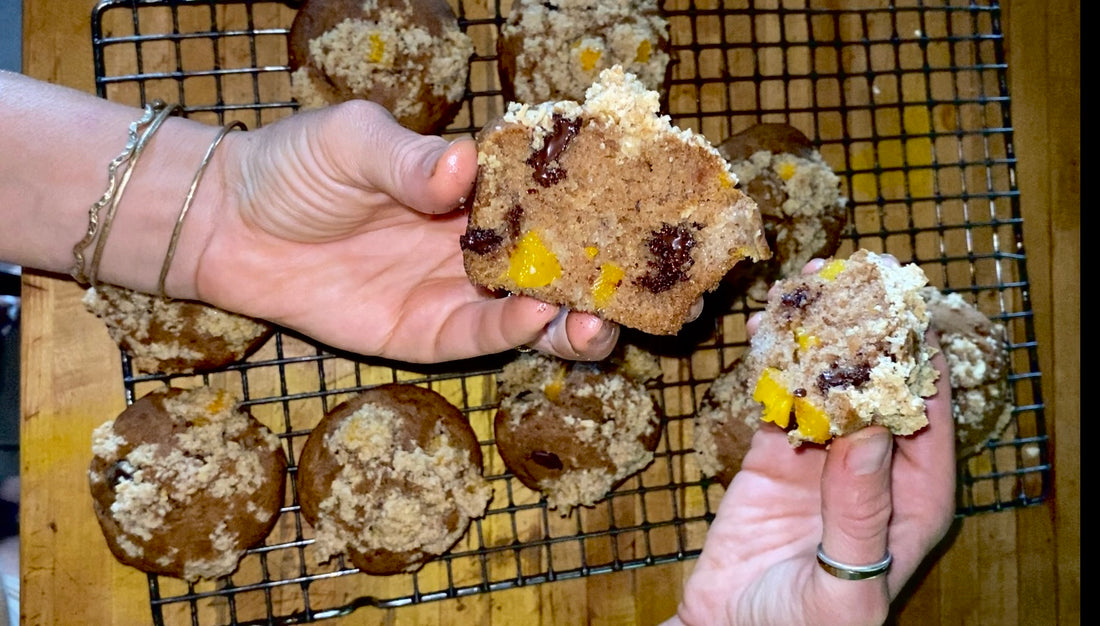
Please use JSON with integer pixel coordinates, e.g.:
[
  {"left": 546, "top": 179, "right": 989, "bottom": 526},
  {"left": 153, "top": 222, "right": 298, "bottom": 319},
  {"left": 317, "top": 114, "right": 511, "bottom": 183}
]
[{"left": 19, "top": 1, "right": 1079, "bottom": 624}]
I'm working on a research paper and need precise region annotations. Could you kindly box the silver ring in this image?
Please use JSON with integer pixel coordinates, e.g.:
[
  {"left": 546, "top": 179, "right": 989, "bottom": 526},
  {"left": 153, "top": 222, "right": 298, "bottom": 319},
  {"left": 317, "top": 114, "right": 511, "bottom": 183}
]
[{"left": 816, "top": 543, "right": 892, "bottom": 581}]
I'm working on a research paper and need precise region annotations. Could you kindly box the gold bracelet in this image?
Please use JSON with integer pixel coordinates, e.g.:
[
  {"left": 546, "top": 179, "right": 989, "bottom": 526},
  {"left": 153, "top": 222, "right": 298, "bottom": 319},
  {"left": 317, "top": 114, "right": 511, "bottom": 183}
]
[
  {"left": 71, "top": 101, "right": 162, "bottom": 285},
  {"left": 84, "top": 100, "right": 181, "bottom": 288},
  {"left": 157, "top": 120, "right": 247, "bottom": 299}
]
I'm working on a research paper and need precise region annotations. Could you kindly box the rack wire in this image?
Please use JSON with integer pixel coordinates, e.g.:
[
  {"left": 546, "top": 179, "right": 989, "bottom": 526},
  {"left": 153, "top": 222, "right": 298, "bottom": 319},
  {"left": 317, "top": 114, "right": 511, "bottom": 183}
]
[{"left": 90, "top": 0, "right": 1050, "bottom": 624}]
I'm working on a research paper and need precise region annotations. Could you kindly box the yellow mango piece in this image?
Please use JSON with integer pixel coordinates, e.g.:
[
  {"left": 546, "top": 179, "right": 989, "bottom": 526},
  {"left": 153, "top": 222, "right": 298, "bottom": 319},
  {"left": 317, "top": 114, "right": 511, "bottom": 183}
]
[
  {"left": 367, "top": 33, "right": 385, "bottom": 64},
  {"left": 592, "top": 263, "right": 624, "bottom": 309},
  {"left": 580, "top": 46, "right": 602, "bottom": 71},
  {"left": 795, "top": 328, "right": 819, "bottom": 351},
  {"left": 793, "top": 397, "right": 831, "bottom": 443},
  {"left": 635, "top": 39, "right": 652, "bottom": 63},
  {"left": 508, "top": 231, "right": 562, "bottom": 288},
  {"left": 753, "top": 367, "right": 793, "bottom": 428},
  {"left": 544, "top": 366, "right": 567, "bottom": 402},
  {"left": 777, "top": 161, "right": 797, "bottom": 181},
  {"left": 585, "top": 246, "right": 599, "bottom": 259},
  {"left": 818, "top": 259, "right": 847, "bottom": 281}
]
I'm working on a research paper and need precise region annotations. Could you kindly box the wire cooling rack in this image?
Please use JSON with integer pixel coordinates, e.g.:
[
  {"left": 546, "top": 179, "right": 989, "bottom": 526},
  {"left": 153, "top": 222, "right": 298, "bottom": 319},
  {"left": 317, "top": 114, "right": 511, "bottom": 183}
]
[{"left": 91, "top": 0, "right": 1050, "bottom": 624}]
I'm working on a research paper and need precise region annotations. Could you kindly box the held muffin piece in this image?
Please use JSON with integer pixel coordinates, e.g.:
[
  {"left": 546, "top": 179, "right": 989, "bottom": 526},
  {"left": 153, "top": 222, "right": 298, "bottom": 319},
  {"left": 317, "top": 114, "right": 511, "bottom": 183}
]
[
  {"left": 693, "top": 354, "right": 761, "bottom": 488},
  {"left": 498, "top": 0, "right": 671, "bottom": 104},
  {"left": 288, "top": 0, "right": 474, "bottom": 134},
  {"left": 461, "top": 66, "right": 770, "bottom": 336},
  {"left": 88, "top": 387, "right": 287, "bottom": 582},
  {"left": 494, "top": 350, "right": 663, "bottom": 511},
  {"left": 83, "top": 284, "right": 273, "bottom": 375},
  {"left": 922, "top": 287, "right": 1015, "bottom": 458},
  {"left": 718, "top": 123, "right": 849, "bottom": 302},
  {"left": 746, "top": 249, "right": 939, "bottom": 447},
  {"left": 296, "top": 384, "right": 493, "bottom": 575}
]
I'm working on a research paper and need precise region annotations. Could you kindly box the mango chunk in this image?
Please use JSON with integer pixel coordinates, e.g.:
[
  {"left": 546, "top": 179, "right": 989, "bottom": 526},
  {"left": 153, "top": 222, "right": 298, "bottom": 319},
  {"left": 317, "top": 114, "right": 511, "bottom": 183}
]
[
  {"left": 367, "top": 33, "right": 385, "bottom": 64},
  {"left": 592, "top": 263, "right": 624, "bottom": 309},
  {"left": 777, "top": 161, "right": 797, "bottom": 181},
  {"left": 818, "top": 259, "right": 847, "bottom": 281},
  {"left": 793, "top": 397, "right": 831, "bottom": 443},
  {"left": 579, "top": 46, "right": 602, "bottom": 71},
  {"left": 509, "top": 231, "right": 562, "bottom": 288},
  {"left": 753, "top": 367, "right": 793, "bottom": 428}
]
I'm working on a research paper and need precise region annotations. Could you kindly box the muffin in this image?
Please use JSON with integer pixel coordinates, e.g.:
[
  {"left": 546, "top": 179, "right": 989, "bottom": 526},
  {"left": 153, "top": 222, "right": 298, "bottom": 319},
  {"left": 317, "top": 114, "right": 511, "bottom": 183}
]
[
  {"left": 497, "top": 0, "right": 672, "bottom": 104},
  {"left": 288, "top": 0, "right": 474, "bottom": 134},
  {"left": 461, "top": 66, "right": 770, "bottom": 335},
  {"left": 692, "top": 354, "right": 761, "bottom": 487},
  {"left": 82, "top": 284, "right": 273, "bottom": 375},
  {"left": 718, "top": 123, "right": 849, "bottom": 301},
  {"left": 745, "top": 249, "right": 939, "bottom": 446},
  {"left": 923, "top": 287, "right": 1015, "bottom": 457},
  {"left": 493, "top": 350, "right": 663, "bottom": 510},
  {"left": 88, "top": 386, "right": 287, "bottom": 582},
  {"left": 296, "top": 384, "right": 493, "bottom": 575}
]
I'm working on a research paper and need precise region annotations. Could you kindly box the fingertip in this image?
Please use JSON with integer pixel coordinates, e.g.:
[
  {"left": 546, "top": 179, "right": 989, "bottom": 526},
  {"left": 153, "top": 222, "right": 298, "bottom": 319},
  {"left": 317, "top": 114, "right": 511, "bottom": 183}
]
[
  {"left": 746, "top": 311, "right": 762, "bottom": 336},
  {"left": 802, "top": 257, "right": 828, "bottom": 275},
  {"left": 423, "top": 135, "right": 478, "bottom": 214},
  {"left": 567, "top": 314, "right": 620, "bottom": 361}
]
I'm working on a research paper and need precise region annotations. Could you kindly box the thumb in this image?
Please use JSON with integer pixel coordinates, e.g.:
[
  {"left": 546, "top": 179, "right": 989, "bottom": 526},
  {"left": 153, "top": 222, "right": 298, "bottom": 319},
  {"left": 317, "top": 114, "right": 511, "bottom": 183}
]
[
  {"left": 817, "top": 426, "right": 893, "bottom": 588},
  {"left": 340, "top": 101, "right": 478, "bottom": 214}
]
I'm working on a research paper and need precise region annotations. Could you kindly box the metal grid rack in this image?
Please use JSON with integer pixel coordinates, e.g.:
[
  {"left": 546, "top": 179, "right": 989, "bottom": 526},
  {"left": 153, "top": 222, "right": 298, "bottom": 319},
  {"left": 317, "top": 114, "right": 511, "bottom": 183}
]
[{"left": 90, "top": 1, "right": 1050, "bottom": 624}]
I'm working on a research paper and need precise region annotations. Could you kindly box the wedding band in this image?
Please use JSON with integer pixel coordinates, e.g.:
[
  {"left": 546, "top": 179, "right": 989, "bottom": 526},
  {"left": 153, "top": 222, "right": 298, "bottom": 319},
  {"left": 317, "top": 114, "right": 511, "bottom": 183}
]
[{"left": 816, "top": 543, "right": 893, "bottom": 581}]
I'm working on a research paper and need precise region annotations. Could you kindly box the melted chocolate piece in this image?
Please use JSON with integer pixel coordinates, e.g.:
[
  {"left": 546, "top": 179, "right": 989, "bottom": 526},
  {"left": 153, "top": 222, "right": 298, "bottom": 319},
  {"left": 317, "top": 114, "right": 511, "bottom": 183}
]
[
  {"left": 637, "top": 223, "right": 698, "bottom": 293},
  {"left": 530, "top": 450, "right": 564, "bottom": 471},
  {"left": 816, "top": 362, "right": 872, "bottom": 394},
  {"left": 505, "top": 205, "right": 525, "bottom": 239},
  {"left": 460, "top": 227, "right": 503, "bottom": 255},
  {"left": 526, "top": 114, "right": 583, "bottom": 187}
]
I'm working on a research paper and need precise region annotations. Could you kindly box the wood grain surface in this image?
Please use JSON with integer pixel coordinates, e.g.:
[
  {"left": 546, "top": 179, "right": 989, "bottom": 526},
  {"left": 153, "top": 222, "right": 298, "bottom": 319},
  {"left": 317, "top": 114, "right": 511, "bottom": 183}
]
[{"left": 19, "top": 1, "right": 1078, "bottom": 625}]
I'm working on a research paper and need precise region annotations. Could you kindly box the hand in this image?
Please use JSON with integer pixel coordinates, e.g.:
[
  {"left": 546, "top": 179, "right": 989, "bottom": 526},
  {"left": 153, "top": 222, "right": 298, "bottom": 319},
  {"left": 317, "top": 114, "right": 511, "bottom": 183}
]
[
  {"left": 189, "top": 100, "right": 618, "bottom": 363},
  {"left": 673, "top": 258, "right": 957, "bottom": 626}
]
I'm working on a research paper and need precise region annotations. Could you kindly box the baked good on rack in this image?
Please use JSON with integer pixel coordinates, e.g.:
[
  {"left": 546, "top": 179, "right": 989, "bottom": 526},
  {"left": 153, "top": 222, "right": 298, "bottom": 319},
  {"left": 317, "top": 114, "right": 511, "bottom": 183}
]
[
  {"left": 497, "top": 0, "right": 672, "bottom": 104},
  {"left": 493, "top": 350, "right": 663, "bottom": 511},
  {"left": 88, "top": 386, "right": 287, "bottom": 582},
  {"left": 922, "top": 287, "right": 1014, "bottom": 458},
  {"left": 745, "top": 249, "right": 939, "bottom": 446},
  {"left": 693, "top": 354, "right": 761, "bottom": 487},
  {"left": 296, "top": 384, "right": 493, "bottom": 575},
  {"left": 718, "top": 123, "right": 849, "bottom": 302},
  {"left": 288, "top": 0, "right": 474, "bottom": 134},
  {"left": 82, "top": 284, "right": 273, "bottom": 375},
  {"left": 461, "top": 66, "right": 770, "bottom": 336}
]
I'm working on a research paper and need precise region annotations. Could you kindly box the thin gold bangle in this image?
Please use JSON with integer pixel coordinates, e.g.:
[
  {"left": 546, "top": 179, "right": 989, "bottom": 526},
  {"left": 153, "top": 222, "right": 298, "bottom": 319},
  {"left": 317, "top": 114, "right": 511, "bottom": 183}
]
[
  {"left": 86, "top": 100, "right": 182, "bottom": 288},
  {"left": 157, "top": 120, "right": 246, "bottom": 300},
  {"left": 71, "top": 101, "right": 163, "bottom": 285}
]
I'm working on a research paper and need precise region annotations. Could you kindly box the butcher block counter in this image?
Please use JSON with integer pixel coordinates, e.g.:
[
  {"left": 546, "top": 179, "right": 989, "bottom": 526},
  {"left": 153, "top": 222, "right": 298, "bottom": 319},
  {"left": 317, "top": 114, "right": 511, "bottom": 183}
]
[{"left": 19, "top": 1, "right": 1078, "bottom": 624}]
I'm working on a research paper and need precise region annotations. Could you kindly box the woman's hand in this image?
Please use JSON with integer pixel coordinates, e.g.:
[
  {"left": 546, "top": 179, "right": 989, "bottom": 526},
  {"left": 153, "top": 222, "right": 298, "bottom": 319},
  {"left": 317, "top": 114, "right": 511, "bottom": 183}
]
[
  {"left": 191, "top": 100, "right": 619, "bottom": 363},
  {"left": 673, "top": 259, "right": 957, "bottom": 626}
]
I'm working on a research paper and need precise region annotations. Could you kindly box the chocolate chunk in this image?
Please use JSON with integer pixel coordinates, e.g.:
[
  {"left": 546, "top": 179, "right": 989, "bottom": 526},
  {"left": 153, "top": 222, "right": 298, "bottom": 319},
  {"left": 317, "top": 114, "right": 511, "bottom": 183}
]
[
  {"left": 637, "top": 223, "right": 697, "bottom": 293},
  {"left": 816, "top": 362, "right": 872, "bottom": 394},
  {"left": 460, "top": 227, "right": 504, "bottom": 255},
  {"left": 505, "top": 205, "right": 525, "bottom": 239},
  {"left": 780, "top": 286, "right": 814, "bottom": 310},
  {"left": 526, "top": 114, "right": 583, "bottom": 187},
  {"left": 530, "top": 450, "right": 564, "bottom": 470}
]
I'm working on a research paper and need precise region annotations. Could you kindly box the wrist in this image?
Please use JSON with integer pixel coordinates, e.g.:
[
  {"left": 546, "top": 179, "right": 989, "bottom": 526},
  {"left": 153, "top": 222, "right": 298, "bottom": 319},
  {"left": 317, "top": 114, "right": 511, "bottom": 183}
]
[{"left": 92, "top": 118, "right": 235, "bottom": 301}]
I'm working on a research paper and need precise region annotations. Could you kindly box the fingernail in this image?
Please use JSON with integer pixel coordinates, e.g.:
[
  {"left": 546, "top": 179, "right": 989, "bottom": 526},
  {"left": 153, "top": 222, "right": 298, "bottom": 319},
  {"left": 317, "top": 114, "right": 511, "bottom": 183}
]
[
  {"left": 591, "top": 321, "right": 619, "bottom": 348},
  {"left": 847, "top": 432, "right": 892, "bottom": 476}
]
